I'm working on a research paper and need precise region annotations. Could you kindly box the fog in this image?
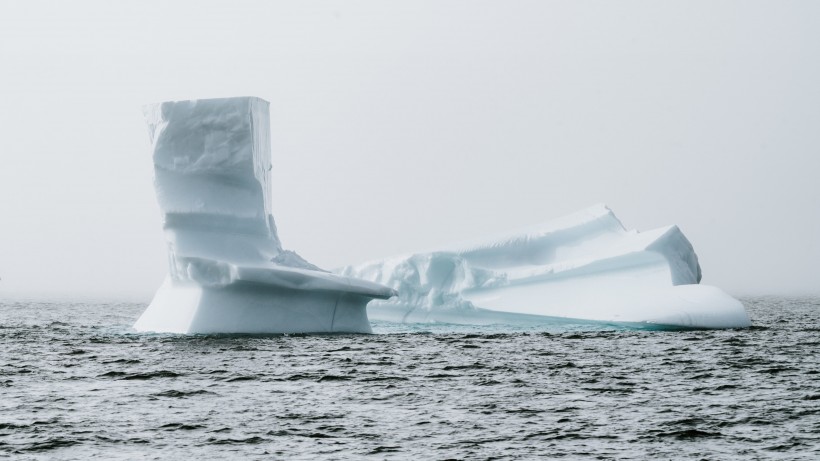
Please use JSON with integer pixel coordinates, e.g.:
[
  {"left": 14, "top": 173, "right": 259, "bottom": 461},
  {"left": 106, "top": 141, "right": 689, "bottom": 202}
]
[{"left": 0, "top": 0, "right": 818, "bottom": 300}]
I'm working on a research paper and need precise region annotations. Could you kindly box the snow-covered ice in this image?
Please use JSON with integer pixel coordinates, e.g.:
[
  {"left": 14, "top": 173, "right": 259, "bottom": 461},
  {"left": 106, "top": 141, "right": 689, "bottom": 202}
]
[
  {"left": 133, "top": 97, "right": 395, "bottom": 334},
  {"left": 337, "top": 205, "right": 751, "bottom": 329},
  {"left": 133, "top": 96, "right": 747, "bottom": 332}
]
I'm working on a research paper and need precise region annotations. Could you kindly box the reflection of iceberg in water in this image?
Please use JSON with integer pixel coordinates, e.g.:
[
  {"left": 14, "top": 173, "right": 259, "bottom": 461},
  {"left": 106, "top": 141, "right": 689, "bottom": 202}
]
[
  {"left": 134, "top": 97, "right": 394, "bottom": 334},
  {"left": 337, "top": 205, "right": 751, "bottom": 329}
]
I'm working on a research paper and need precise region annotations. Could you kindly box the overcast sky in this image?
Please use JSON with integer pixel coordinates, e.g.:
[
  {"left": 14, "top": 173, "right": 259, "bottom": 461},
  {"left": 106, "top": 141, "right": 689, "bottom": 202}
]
[{"left": 0, "top": 0, "right": 818, "bottom": 300}]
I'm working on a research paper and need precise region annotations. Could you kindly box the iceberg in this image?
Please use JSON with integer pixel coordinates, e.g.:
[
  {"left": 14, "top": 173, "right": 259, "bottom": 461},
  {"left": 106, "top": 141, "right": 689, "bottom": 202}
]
[
  {"left": 133, "top": 97, "right": 395, "bottom": 334},
  {"left": 336, "top": 205, "right": 751, "bottom": 329}
]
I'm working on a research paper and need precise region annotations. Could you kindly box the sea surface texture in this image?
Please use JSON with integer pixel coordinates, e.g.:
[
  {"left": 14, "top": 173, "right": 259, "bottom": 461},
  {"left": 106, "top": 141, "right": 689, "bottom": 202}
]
[{"left": 0, "top": 297, "right": 818, "bottom": 460}]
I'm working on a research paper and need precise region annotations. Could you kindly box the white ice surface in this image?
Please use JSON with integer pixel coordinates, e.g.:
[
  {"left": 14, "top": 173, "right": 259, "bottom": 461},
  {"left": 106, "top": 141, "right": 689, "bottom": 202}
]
[
  {"left": 337, "top": 205, "right": 750, "bottom": 329},
  {"left": 134, "top": 97, "right": 394, "bottom": 334}
]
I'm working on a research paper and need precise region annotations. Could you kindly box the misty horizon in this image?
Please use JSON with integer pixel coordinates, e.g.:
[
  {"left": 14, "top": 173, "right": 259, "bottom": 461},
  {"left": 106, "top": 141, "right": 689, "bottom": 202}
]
[{"left": 1, "top": 1, "right": 818, "bottom": 299}]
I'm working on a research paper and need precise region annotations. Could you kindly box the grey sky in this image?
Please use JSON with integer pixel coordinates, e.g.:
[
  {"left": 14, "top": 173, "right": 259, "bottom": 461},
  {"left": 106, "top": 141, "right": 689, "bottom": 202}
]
[{"left": 0, "top": 0, "right": 818, "bottom": 299}]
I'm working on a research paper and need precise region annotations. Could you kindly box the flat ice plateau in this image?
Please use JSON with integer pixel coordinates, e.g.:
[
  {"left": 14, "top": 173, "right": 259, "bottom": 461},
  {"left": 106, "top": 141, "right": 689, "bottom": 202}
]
[
  {"left": 337, "top": 205, "right": 751, "bottom": 329},
  {"left": 134, "top": 97, "right": 394, "bottom": 334}
]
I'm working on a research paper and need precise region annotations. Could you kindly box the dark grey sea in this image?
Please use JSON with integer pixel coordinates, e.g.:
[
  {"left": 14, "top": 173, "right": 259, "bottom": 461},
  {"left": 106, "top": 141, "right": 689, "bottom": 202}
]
[{"left": 0, "top": 297, "right": 818, "bottom": 460}]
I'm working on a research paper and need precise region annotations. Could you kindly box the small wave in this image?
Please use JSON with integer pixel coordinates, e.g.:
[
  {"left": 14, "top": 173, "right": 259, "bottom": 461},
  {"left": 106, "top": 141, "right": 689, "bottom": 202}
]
[
  {"left": 224, "top": 375, "right": 259, "bottom": 382},
  {"left": 460, "top": 333, "right": 513, "bottom": 340},
  {"left": 690, "top": 372, "right": 713, "bottom": 379},
  {"left": 443, "top": 363, "right": 487, "bottom": 371},
  {"left": 98, "top": 370, "right": 181, "bottom": 380},
  {"left": 317, "top": 375, "right": 352, "bottom": 382},
  {"left": 93, "top": 435, "right": 150, "bottom": 444},
  {"left": 368, "top": 446, "right": 401, "bottom": 454},
  {"left": 714, "top": 384, "right": 738, "bottom": 390},
  {"left": 153, "top": 389, "right": 215, "bottom": 398},
  {"left": 328, "top": 346, "right": 356, "bottom": 352},
  {"left": 522, "top": 431, "right": 559, "bottom": 440},
  {"left": 19, "top": 438, "right": 82, "bottom": 452},
  {"left": 358, "top": 376, "right": 408, "bottom": 382},
  {"left": 654, "top": 429, "right": 721, "bottom": 439},
  {"left": 508, "top": 408, "right": 543, "bottom": 415},
  {"left": 98, "top": 371, "right": 127, "bottom": 378},
  {"left": 122, "top": 371, "right": 181, "bottom": 380},
  {"left": 580, "top": 387, "right": 633, "bottom": 394},
  {"left": 159, "top": 422, "right": 207, "bottom": 431},
  {"left": 205, "top": 436, "right": 267, "bottom": 445},
  {"left": 0, "top": 422, "right": 26, "bottom": 430},
  {"left": 101, "top": 358, "right": 141, "bottom": 364},
  {"left": 284, "top": 373, "right": 314, "bottom": 381},
  {"left": 553, "top": 406, "right": 580, "bottom": 413}
]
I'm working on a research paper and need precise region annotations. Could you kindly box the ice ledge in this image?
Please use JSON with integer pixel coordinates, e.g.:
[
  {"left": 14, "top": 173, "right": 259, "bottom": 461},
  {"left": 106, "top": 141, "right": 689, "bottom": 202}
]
[{"left": 336, "top": 205, "right": 750, "bottom": 329}]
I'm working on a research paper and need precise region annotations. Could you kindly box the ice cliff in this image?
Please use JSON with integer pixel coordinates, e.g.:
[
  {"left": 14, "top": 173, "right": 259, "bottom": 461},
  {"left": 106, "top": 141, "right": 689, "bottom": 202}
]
[
  {"left": 133, "top": 97, "right": 395, "bottom": 334},
  {"left": 337, "top": 206, "right": 751, "bottom": 329}
]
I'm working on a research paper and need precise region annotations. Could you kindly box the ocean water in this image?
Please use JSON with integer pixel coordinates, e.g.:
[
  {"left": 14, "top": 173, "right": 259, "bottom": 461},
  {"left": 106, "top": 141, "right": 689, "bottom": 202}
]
[{"left": 0, "top": 297, "right": 818, "bottom": 460}]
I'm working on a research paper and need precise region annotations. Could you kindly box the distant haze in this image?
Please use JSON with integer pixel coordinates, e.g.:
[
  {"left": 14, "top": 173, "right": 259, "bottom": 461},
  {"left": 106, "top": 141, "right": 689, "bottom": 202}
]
[{"left": 0, "top": 1, "right": 818, "bottom": 300}]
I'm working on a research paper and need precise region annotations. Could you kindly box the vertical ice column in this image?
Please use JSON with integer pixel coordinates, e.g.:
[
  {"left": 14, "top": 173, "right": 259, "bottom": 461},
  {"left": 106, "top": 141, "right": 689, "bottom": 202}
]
[
  {"left": 134, "top": 97, "right": 395, "bottom": 334},
  {"left": 144, "top": 97, "right": 282, "bottom": 277}
]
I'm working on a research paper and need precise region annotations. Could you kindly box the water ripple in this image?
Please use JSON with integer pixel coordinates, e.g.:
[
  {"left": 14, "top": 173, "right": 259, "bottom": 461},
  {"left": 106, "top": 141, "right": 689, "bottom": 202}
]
[{"left": 0, "top": 297, "right": 818, "bottom": 459}]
